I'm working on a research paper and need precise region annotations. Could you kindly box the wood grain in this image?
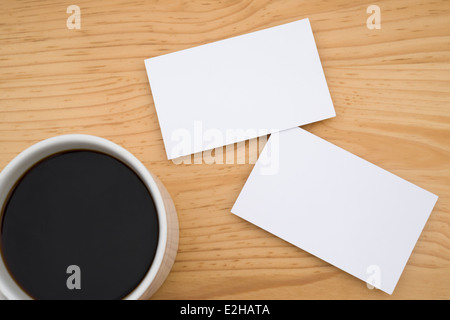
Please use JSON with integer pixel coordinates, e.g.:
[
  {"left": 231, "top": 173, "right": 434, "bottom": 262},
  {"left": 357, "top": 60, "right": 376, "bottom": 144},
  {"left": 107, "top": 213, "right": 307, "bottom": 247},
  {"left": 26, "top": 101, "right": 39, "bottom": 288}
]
[{"left": 1, "top": 0, "right": 449, "bottom": 299}]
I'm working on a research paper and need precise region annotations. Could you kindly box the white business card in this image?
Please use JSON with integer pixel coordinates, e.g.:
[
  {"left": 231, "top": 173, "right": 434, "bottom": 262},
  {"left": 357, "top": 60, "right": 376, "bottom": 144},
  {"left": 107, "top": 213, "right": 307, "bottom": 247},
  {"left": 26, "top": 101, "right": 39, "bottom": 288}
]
[
  {"left": 145, "top": 18, "right": 335, "bottom": 159},
  {"left": 232, "top": 127, "right": 438, "bottom": 294}
]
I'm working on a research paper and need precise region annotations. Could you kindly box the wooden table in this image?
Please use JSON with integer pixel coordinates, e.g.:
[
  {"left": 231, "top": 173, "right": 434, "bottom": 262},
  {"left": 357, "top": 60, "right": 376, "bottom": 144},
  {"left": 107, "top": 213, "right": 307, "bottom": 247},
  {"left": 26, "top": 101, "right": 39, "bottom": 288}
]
[{"left": 1, "top": 0, "right": 449, "bottom": 299}]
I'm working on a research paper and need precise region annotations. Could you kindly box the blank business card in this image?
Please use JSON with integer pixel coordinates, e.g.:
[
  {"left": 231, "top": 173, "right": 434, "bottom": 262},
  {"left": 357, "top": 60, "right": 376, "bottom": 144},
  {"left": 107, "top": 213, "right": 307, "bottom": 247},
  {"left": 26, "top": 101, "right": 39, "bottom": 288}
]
[
  {"left": 231, "top": 127, "right": 438, "bottom": 294},
  {"left": 145, "top": 18, "right": 335, "bottom": 159}
]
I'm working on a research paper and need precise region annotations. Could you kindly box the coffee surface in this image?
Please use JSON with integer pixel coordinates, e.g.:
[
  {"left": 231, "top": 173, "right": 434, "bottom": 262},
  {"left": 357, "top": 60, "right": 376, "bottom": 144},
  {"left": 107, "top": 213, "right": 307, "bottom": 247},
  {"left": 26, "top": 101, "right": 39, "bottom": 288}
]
[{"left": 1, "top": 151, "right": 159, "bottom": 300}]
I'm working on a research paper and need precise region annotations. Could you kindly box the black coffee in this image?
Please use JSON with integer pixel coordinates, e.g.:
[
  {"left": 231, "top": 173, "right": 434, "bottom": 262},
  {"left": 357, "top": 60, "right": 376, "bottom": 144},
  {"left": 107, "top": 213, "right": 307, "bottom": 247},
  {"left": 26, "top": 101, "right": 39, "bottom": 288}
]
[{"left": 0, "top": 150, "right": 159, "bottom": 300}]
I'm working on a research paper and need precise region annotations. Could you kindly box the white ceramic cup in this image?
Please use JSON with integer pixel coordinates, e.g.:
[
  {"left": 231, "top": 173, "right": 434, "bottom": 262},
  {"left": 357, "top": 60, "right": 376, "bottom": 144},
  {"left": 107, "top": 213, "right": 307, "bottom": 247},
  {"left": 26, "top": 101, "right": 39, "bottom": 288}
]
[{"left": 0, "top": 134, "right": 179, "bottom": 300}]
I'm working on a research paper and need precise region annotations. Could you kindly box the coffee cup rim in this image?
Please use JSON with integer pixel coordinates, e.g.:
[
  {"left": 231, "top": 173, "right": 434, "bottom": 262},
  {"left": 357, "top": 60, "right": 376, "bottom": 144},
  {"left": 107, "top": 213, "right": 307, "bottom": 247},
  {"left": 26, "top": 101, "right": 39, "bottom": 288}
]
[{"left": 0, "top": 134, "right": 168, "bottom": 300}]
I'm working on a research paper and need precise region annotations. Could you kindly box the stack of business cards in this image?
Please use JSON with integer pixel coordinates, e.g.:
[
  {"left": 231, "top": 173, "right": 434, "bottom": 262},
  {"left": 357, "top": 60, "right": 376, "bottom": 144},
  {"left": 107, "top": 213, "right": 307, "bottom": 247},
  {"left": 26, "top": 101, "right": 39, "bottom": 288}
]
[{"left": 145, "top": 18, "right": 438, "bottom": 294}]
